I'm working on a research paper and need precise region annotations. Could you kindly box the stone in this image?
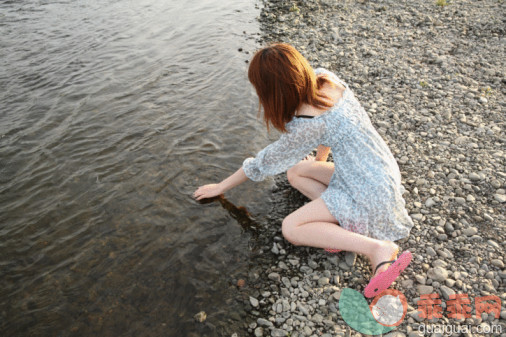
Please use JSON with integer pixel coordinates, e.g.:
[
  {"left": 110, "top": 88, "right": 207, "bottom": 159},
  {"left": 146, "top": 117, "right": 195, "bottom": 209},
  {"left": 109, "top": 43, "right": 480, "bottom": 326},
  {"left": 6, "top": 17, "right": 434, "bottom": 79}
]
[
  {"left": 408, "top": 310, "right": 425, "bottom": 323},
  {"left": 417, "top": 285, "right": 434, "bottom": 294},
  {"left": 491, "top": 259, "right": 504, "bottom": 268},
  {"left": 384, "top": 332, "right": 407, "bottom": 337},
  {"left": 318, "top": 277, "right": 330, "bottom": 286},
  {"left": 463, "top": 227, "right": 478, "bottom": 236},
  {"left": 425, "top": 198, "right": 436, "bottom": 207},
  {"left": 440, "top": 285, "right": 456, "bottom": 300},
  {"left": 426, "top": 247, "right": 437, "bottom": 256},
  {"left": 312, "top": 313, "right": 324, "bottom": 323},
  {"left": 493, "top": 194, "right": 506, "bottom": 203},
  {"left": 345, "top": 252, "right": 356, "bottom": 266},
  {"left": 254, "top": 327, "right": 263, "bottom": 337},
  {"left": 271, "top": 328, "right": 288, "bottom": 337},
  {"left": 268, "top": 273, "right": 281, "bottom": 282},
  {"left": 401, "top": 279, "right": 414, "bottom": 288},
  {"left": 250, "top": 297, "right": 259, "bottom": 308},
  {"left": 427, "top": 267, "right": 449, "bottom": 281},
  {"left": 469, "top": 172, "right": 481, "bottom": 181},
  {"left": 257, "top": 318, "right": 273, "bottom": 327},
  {"left": 415, "top": 275, "right": 426, "bottom": 284}
]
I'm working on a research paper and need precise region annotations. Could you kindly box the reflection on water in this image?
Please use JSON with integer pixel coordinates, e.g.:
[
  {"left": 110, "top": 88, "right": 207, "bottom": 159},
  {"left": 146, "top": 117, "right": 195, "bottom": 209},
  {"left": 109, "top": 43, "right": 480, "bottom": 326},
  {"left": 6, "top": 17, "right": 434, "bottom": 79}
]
[
  {"left": 199, "top": 196, "right": 260, "bottom": 233},
  {"left": 0, "top": 0, "right": 272, "bottom": 335}
]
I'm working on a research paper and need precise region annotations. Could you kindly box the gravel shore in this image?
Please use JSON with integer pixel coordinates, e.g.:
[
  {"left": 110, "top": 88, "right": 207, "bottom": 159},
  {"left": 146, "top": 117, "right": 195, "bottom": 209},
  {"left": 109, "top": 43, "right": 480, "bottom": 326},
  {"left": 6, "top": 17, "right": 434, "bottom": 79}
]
[{"left": 239, "top": 0, "right": 505, "bottom": 336}]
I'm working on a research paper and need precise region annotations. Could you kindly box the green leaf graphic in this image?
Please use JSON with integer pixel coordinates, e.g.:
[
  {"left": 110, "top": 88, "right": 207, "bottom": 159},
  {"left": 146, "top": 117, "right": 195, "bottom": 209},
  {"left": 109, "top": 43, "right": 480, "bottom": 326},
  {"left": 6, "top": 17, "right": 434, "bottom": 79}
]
[{"left": 339, "top": 288, "right": 395, "bottom": 335}]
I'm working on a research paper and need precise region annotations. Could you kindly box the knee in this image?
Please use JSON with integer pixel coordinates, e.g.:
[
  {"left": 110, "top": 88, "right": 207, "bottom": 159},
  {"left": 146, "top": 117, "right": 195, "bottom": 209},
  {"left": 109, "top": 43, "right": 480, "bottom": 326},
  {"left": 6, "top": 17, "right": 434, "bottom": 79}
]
[
  {"left": 281, "top": 216, "right": 301, "bottom": 246},
  {"left": 286, "top": 165, "right": 300, "bottom": 186}
]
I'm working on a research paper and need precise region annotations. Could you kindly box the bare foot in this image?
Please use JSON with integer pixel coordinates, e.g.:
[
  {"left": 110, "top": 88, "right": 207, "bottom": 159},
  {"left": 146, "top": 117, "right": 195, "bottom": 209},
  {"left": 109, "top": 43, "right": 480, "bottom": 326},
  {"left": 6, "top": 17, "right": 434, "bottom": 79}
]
[{"left": 369, "top": 241, "right": 399, "bottom": 277}]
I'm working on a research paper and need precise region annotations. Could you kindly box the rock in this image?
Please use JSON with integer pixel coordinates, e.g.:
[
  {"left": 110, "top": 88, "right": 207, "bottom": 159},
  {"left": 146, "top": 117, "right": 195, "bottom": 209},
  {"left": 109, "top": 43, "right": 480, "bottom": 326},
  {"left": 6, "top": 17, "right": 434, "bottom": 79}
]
[
  {"left": 487, "top": 240, "right": 500, "bottom": 249},
  {"left": 468, "top": 172, "right": 481, "bottom": 181},
  {"left": 271, "top": 328, "right": 288, "bottom": 337},
  {"left": 440, "top": 285, "right": 456, "bottom": 300},
  {"left": 463, "top": 227, "right": 478, "bottom": 236},
  {"left": 384, "top": 332, "right": 407, "bottom": 337},
  {"left": 308, "top": 260, "right": 318, "bottom": 269},
  {"left": 445, "top": 279, "right": 456, "bottom": 287},
  {"left": 408, "top": 310, "right": 425, "bottom": 322},
  {"left": 250, "top": 297, "right": 259, "bottom": 308},
  {"left": 281, "top": 277, "right": 291, "bottom": 288},
  {"left": 254, "top": 327, "right": 263, "bottom": 337},
  {"left": 493, "top": 194, "right": 506, "bottom": 203},
  {"left": 401, "top": 279, "right": 414, "bottom": 288},
  {"left": 194, "top": 311, "right": 206, "bottom": 323},
  {"left": 268, "top": 273, "right": 280, "bottom": 282},
  {"left": 490, "top": 180, "right": 502, "bottom": 189},
  {"left": 312, "top": 313, "right": 324, "bottom": 323},
  {"left": 318, "top": 277, "right": 330, "bottom": 287},
  {"left": 491, "top": 259, "right": 504, "bottom": 268},
  {"left": 425, "top": 198, "right": 436, "bottom": 207},
  {"left": 345, "top": 252, "right": 356, "bottom": 266},
  {"left": 426, "top": 247, "right": 437, "bottom": 256},
  {"left": 427, "top": 267, "right": 449, "bottom": 281},
  {"left": 433, "top": 259, "right": 447, "bottom": 268},
  {"left": 454, "top": 197, "right": 466, "bottom": 205},
  {"left": 257, "top": 318, "right": 273, "bottom": 327},
  {"left": 417, "top": 285, "right": 434, "bottom": 294}
]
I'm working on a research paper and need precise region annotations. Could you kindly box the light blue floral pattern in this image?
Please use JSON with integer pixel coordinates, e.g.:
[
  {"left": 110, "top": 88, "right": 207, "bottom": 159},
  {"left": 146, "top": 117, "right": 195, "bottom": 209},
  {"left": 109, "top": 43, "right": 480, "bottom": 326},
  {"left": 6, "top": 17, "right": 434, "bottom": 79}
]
[{"left": 243, "top": 68, "right": 414, "bottom": 241}]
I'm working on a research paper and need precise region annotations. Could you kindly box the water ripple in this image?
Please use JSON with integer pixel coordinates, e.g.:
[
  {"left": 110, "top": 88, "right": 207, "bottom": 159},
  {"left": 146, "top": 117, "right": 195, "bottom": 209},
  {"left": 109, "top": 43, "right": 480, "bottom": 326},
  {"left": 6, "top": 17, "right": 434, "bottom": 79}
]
[{"left": 0, "top": 0, "right": 261, "bottom": 335}]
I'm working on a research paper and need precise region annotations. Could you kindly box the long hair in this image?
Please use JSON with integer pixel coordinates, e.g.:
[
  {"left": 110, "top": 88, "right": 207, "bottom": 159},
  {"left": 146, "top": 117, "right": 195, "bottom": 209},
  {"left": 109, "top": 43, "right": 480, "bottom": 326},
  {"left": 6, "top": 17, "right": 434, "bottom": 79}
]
[{"left": 248, "top": 43, "right": 334, "bottom": 132}]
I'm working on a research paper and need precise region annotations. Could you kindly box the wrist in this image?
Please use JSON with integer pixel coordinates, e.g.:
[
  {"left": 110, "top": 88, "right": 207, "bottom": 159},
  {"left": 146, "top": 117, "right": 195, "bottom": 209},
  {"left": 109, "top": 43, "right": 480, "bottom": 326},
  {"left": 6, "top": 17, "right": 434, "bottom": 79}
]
[{"left": 217, "top": 181, "right": 227, "bottom": 194}]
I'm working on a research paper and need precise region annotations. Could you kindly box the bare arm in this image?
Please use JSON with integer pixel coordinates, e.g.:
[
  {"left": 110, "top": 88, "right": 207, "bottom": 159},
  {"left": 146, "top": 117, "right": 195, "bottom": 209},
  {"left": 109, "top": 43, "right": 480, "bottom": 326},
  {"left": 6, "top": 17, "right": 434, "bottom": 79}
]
[
  {"left": 193, "top": 166, "right": 248, "bottom": 201},
  {"left": 315, "top": 144, "right": 331, "bottom": 162}
]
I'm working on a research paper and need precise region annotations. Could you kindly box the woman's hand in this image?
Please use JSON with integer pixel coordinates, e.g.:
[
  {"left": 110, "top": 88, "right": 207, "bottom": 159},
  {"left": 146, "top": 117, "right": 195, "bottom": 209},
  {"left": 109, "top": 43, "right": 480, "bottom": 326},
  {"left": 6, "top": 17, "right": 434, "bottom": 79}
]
[
  {"left": 193, "top": 183, "right": 224, "bottom": 201},
  {"left": 193, "top": 167, "right": 249, "bottom": 202},
  {"left": 315, "top": 145, "right": 330, "bottom": 162}
]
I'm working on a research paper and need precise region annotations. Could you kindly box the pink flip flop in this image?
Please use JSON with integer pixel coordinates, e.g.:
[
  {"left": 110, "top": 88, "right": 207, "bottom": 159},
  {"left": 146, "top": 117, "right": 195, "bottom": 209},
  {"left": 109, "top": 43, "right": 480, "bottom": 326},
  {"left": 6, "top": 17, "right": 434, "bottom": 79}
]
[
  {"left": 364, "top": 250, "right": 412, "bottom": 298},
  {"left": 324, "top": 248, "right": 343, "bottom": 254}
]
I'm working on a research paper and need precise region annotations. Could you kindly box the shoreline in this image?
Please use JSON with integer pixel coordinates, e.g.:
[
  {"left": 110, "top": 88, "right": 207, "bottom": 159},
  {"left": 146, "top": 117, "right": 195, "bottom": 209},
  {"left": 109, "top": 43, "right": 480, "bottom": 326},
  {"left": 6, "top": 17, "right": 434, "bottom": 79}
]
[{"left": 240, "top": 0, "right": 505, "bottom": 336}]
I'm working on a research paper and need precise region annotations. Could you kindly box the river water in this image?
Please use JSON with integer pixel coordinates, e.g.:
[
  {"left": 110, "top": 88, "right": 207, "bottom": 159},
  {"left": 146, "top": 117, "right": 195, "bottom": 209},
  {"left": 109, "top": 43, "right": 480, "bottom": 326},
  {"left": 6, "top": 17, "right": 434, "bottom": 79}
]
[{"left": 0, "top": 1, "right": 278, "bottom": 335}]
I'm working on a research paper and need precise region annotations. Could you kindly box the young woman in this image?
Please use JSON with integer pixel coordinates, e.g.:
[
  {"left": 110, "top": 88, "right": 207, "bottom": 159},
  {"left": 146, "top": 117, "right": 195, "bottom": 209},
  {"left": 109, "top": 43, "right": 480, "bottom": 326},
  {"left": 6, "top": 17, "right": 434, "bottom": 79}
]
[{"left": 193, "top": 43, "right": 414, "bottom": 297}]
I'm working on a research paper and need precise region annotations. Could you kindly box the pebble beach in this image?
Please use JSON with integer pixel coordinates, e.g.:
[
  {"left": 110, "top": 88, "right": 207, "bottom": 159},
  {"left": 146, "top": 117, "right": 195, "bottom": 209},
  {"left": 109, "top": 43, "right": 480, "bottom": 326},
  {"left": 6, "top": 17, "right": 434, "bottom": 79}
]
[{"left": 236, "top": 0, "right": 505, "bottom": 336}]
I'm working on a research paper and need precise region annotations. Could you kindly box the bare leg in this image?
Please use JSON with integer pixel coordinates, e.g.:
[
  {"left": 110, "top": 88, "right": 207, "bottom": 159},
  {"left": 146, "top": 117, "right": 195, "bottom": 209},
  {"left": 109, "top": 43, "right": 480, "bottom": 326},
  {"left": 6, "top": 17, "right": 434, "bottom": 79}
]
[
  {"left": 286, "top": 160, "right": 334, "bottom": 200},
  {"left": 282, "top": 198, "right": 399, "bottom": 276}
]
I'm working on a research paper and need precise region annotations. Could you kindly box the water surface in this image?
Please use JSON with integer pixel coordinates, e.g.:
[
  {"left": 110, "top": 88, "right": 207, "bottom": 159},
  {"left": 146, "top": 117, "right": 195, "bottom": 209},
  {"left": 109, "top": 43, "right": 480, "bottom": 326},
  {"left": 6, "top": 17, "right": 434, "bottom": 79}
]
[{"left": 0, "top": 1, "right": 277, "bottom": 335}]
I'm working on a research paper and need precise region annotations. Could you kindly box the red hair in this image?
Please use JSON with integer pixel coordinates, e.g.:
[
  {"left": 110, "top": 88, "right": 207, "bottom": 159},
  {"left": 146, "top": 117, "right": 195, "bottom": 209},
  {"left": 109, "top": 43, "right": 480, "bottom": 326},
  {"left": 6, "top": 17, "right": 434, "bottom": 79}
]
[{"left": 248, "top": 43, "right": 334, "bottom": 132}]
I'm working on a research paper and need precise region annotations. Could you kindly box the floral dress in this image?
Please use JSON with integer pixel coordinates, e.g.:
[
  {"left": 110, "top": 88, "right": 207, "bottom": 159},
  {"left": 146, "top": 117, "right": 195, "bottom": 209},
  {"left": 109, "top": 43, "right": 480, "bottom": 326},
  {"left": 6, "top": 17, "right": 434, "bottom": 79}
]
[{"left": 242, "top": 68, "right": 413, "bottom": 242}]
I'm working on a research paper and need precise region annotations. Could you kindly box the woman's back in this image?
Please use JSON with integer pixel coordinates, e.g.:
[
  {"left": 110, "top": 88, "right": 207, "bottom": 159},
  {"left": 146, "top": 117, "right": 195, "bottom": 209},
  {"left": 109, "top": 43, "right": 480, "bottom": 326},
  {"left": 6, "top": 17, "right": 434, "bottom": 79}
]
[{"left": 286, "top": 68, "right": 412, "bottom": 241}]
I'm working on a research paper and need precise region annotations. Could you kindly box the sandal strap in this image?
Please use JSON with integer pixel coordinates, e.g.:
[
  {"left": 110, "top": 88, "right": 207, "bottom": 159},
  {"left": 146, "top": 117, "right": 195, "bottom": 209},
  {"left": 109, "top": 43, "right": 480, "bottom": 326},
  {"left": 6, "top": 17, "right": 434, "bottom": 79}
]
[{"left": 374, "top": 259, "right": 396, "bottom": 275}]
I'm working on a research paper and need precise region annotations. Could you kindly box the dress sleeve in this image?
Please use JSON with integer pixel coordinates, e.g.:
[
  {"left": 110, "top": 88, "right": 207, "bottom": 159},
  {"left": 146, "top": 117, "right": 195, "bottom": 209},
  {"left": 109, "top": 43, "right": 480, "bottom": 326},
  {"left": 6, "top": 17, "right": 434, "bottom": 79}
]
[{"left": 242, "top": 119, "right": 327, "bottom": 181}]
